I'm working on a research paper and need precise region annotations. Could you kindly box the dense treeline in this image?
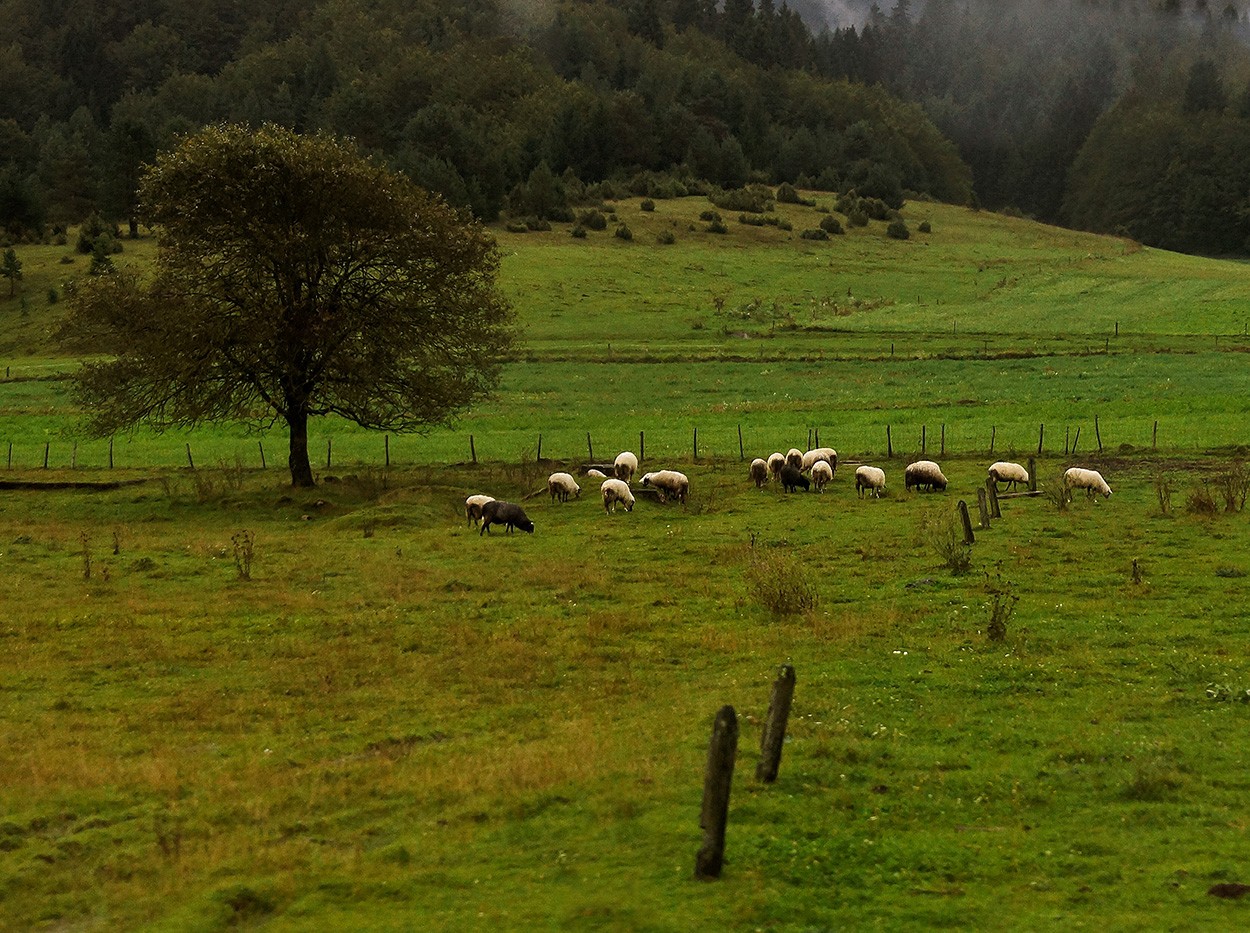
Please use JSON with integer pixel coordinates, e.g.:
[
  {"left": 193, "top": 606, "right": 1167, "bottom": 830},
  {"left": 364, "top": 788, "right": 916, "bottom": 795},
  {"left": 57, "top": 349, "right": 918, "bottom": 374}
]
[
  {"left": 0, "top": 0, "right": 969, "bottom": 240},
  {"left": 4, "top": 0, "right": 1250, "bottom": 255}
]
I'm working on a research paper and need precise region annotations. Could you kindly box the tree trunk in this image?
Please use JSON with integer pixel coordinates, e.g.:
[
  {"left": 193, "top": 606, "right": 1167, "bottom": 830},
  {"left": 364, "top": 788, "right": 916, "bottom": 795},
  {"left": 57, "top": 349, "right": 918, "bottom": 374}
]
[{"left": 286, "top": 407, "right": 315, "bottom": 487}]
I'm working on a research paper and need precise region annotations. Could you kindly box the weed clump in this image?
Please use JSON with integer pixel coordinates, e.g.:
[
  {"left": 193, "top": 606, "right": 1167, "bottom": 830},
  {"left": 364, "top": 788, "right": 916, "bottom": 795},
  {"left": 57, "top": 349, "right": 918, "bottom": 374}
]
[
  {"left": 984, "top": 569, "right": 1018, "bottom": 642},
  {"left": 746, "top": 546, "right": 818, "bottom": 617},
  {"left": 924, "top": 509, "right": 972, "bottom": 575}
]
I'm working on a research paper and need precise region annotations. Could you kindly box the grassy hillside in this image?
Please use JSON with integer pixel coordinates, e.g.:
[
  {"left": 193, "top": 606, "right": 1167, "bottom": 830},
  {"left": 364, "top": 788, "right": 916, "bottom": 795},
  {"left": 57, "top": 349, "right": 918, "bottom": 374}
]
[{"left": 3, "top": 197, "right": 1250, "bottom": 929}]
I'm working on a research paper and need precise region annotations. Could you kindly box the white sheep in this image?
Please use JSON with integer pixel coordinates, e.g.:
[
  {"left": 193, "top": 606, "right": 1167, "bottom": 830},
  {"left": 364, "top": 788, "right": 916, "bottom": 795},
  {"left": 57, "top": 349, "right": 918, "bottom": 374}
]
[
  {"left": 601, "top": 478, "right": 635, "bottom": 513},
  {"left": 855, "top": 465, "right": 886, "bottom": 498},
  {"left": 801, "top": 447, "right": 838, "bottom": 473},
  {"left": 988, "top": 461, "right": 1029, "bottom": 491},
  {"left": 811, "top": 460, "right": 833, "bottom": 492},
  {"left": 465, "top": 494, "right": 495, "bottom": 526},
  {"left": 547, "top": 472, "right": 581, "bottom": 503},
  {"left": 905, "top": 460, "right": 948, "bottom": 492},
  {"left": 586, "top": 468, "right": 607, "bottom": 479},
  {"left": 1063, "top": 467, "right": 1112, "bottom": 500},
  {"left": 641, "top": 470, "right": 689, "bottom": 503},
  {"left": 614, "top": 451, "right": 638, "bottom": 483},
  {"left": 749, "top": 458, "right": 770, "bottom": 488},
  {"left": 767, "top": 452, "right": 786, "bottom": 479},
  {"left": 785, "top": 448, "right": 804, "bottom": 471}
]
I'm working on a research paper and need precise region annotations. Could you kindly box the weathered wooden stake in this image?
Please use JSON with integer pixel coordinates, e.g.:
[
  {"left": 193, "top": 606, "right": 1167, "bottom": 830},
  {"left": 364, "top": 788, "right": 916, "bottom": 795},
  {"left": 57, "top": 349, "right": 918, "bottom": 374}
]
[
  {"left": 756, "top": 665, "right": 796, "bottom": 784},
  {"left": 258, "top": 441, "right": 266, "bottom": 470},
  {"left": 1153, "top": 420, "right": 1158, "bottom": 449},
  {"left": 108, "top": 437, "right": 114, "bottom": 469},
  {"left": 43, "top": 442, "right": 49, "bottom": 469},
  {"left": 185, "top": 443, "right": 193, "bottom": 470},
  {"left": 639, "top": 430, "right": 644, "bottom": 462},
  {"left": 940, "top": 423, "right": 946, "bottom": 456},
  {"left": 921, "top": 424, "right": 926, "bottom": 454},
  {"left": 71, "top": 441, "right": 77, "bottom": 469},
  {"left": 1095, "top": 414, "right": 1103, "bottom": 453},
  {"left": 8, "top": 441, "right": 13, "bottom": 469},
  {"left": 1027, "top": 457, "right": 1037, "bottom": 492},
  {"left": 807, "top": 428, "right": 813, "bottom": 450},
  {"left": 815, "top": 428, "right": 820, "bottom": 448},
  {"left": 326, "top": 438, "right": 332, "bottom": 469},
  {"left": 586, "top": 432, "right": 593, "bottom": 462},
  {"left": 990, "top": 425, "right": 995, "bottom": 454},
  {"left": 886, "top": 424, "right": 893, "bottom": 458},
  {"left": 738, "top": 424, "right": 744, "bottom": 460},
  {"left": 1072, "top": 427, "right": 1081, "bottom": 455},
  {"left": 693, "top": 427, "right": 698, "bottom": 460},
  {"left": 957, "top": 500, "right": 975, "bottom": 545},
  {"left": 385, "top": 434, "right": 391, "bottom": 467},
  {"left": 695, "top": 705, "right": 739, "bottom": 880},
  {"left": 536, "top": 434, "right": 542, "bottom": 462},
  {"left": 470, "top": 434, "right": 477, "bottom": 464},
  {"left": 1037, "top": 423, "right": 1044, "bottom": 455},
  {"left": 1115, "top": 321, "right": 1119, "bottom": 337},
  {"left": 986, "top": 477, "right": 1001, "bottom": 518},
  {"left": 976, "top": 487, "right": 991, "bottom": 529}
]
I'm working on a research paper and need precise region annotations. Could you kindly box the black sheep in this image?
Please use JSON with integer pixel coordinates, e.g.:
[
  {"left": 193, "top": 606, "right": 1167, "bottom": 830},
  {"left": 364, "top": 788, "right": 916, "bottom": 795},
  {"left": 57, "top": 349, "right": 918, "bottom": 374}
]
[
  {"left": 780, "top": 464, "right": 810, "bottom": 492},
  {"left": 479, "top": 500, "right": 535, "bottom": 535}
]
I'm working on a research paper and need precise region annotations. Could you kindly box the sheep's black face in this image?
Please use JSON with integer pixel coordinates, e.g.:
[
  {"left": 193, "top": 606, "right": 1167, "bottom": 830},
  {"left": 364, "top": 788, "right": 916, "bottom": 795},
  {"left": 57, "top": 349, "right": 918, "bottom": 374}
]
[{"left": 518, "top": 520, "right": 535, "bottom": 533}]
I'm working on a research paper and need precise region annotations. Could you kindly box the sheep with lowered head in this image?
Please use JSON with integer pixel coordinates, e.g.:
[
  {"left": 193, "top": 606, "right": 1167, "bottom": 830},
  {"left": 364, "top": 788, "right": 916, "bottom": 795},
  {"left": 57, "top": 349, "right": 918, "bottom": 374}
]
[
  {"left": 801, "top": 447, "right": 838, "bottom": 474},
  {"left": 767, "top": 452, "right": 786, "bottom": 479},
  {"left": 749, "top": 458, "right": 770, "bottom": 488},
  {"left": 811, "top": 460, "right": 833, "bottom": 492},
  {"left": 641, "top": 470, "right": 689, "bottom": 503},
  {"left": 614, "top": 451, "right": 639, "bottom": 483},
  {"left": 547, "top": 472, "right": 581, "bottom": 503},
  {"left": 479, "top": 500, "right": 534, "bottom": 535},
  {"left": 855, "top": 466, "right": 886, "bottom": 498},
  {"left": 601, "top": 478, "right": 635, "bottom": 513},
  {"left": 905, "top": 460, "right": 948, "bottom": 492},
  {"left": 1063, "top": 467, "right": 1112, "bottom": 500},
  {"left": 586, "top": 468, "right": 607, "bottom": 479},
  {"left": 465, "top": 494, "right": 495, "bottom": 526},
  {"left": 988, "top": 461, "right": 1029, "bottom": 491},
  {"left": 785, "top": 448, "right": 804, "bottom": 471},
  {"left": 780, "top": 464, "right": 810, "bottom": 492}
]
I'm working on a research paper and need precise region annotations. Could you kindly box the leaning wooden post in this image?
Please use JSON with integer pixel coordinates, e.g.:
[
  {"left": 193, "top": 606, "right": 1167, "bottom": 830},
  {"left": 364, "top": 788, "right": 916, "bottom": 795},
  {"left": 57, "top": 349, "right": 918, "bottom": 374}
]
[
  {"left": 986, "top": 477, "right": 1001, "bottom": 519},
  {"left": 886, "top": 425, "right": 893, "bottom": 458},
  {"left": 470, "top": 434, "right": 477, "bottom": 464},
  {"left": 957, "top": 500, "right": 975, "bottom": 545},
  {"left": 43, "top": 442, "right": 50, "bottom": 469},
  {"left": 185, "top": 443, "right": 193, "bottom": 470},
  {"left": 989, "top": 425, "right": 995, "bottom": 454},
  {"left": 1037, "top": 423, "right": 1044, "bottom": 456},
  {"left": 586, "top": 432, "right": 593, "bottom": 462},
  {"left": 258, "top": 441, "right": 266, "bottom": 470},
  {"left": 1152, "top": 420, "right": 1158, "bottom": 449},
  {"left": 1095, "top": 414, "right": 1103, "bottom": 453},
  {"left": 737, "top": 424, "right": 744, "bottom": 460},
  {"left": 108, "top": 437, "right": 114, "bottom": 469},
  {"left": 1071, "top": 427, "right": 1080, "bottom": 455},
  {"left": 756, "top": 665, "right": 796, "bottom": 784},
  {"left": 536, "top": 434, "right": 541, "bottom": 462},
  {"left": 976, "top": 487, "right": 991, "bottom": 529},
  {"left": 695, "top": 705, "right": 739, "bottom": 880},
  {"left": 1027, "top": 457, "right": 1037, "bottom": 492}
]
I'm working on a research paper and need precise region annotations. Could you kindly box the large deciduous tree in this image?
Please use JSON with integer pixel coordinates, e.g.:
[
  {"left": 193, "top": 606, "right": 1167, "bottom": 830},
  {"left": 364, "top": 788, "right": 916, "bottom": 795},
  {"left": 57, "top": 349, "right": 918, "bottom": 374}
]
[{"left": 60, "top": 123, "right": 515, "bottom": 486}]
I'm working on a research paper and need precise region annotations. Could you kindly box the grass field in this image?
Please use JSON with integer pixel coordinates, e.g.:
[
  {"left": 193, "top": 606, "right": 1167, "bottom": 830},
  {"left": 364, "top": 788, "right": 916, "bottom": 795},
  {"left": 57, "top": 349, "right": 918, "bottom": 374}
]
[{"left": 3, "top": 196, "right": 1250, "bottom": 929}]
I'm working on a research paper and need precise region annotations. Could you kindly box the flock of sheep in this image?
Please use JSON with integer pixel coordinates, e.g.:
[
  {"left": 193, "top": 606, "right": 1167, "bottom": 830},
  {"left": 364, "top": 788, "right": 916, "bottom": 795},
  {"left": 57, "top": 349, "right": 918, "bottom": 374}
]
[{"left": 466, "top": 446, "right": 1113, "bottom": 536}]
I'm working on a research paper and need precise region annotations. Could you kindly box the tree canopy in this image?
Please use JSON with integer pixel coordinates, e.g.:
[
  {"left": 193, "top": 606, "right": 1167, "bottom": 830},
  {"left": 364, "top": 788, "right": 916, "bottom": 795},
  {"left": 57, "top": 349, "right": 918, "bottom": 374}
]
[{"left": 59, "top": 123, "right": 515, "bottom": 486}]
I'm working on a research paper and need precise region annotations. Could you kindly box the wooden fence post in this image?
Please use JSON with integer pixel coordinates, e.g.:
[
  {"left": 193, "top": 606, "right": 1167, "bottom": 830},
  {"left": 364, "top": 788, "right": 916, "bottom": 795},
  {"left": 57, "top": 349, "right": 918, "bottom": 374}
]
[
  {"left": 1037, "top": 423, "right": 1044, "bottom": 456},
  {"left": 1072, "top": 427, "right": 1080, "bottom": 455},
  {"left": 695, "top": 705, "right": 739, "bottom": 880},
  {"left": 258, "top": 441, "right": 266, "bottom": 470},
  {"left": 986, "top": 477, "right": 1001, "bottom": 519},
  {"left": 326, "top": 438, "right": 332, "bottom": 469},
  {"left": 1065, "top": 426, "right": 1070, "bottom": 455},
  {"left": 536, "top": 434, "right": 542, "bottom": 462},
  {"left": 43, "top": 442, "right": 49, "bottom": 469},
  {"left": 807, "top": 428, "right": 813, "bottom": 450},
  {"left": 71, "top": 441, "right": 77, "bottom": 469},
  {"left": 1095, "top": 414, "right": 1103, "bottom": 453},
  {"left": 7, "top": 441, "right": 11, "bottom": 469},
  {"left": 940, "top": 423, "right": 946, "bottom": 457},
  {"left": 185, "top": 443, "right": 193, "bottom": 470},
  {"left": 976, "top": 487, "right": 991, "bottom": 529},
  {"left": 921, "top": 424, "right": 926, "bottom": 454},
  {"left": 470, "top": 434, "right": 477, "bottom": 464},
  {"left": 693, "top": 427, "right": 698, "bottom": 461},
  {"left": 990, "top": 425, "right": 995, "bottom": 454},
  {"left": 586, "top": 432, "right": 593, "bottom": 462},
  {"left": 738, "top": 424, "right": 744, "bottom": 460},
  {"left": 385, "top": 435, "right": 391, "bottom": 467},
  {"left": 815, "top": 428, "right": 820, "bottom": 448},
  {"left": 886, "top": 425, "right": 893, "bottom": 458},
  {"left": 1027, "top": 457, "right": 1037, "bottom": 492},
  {"left": 1153, "top": 420, "right": 1158, "bottom": 449},
  {"left": 640, "top": 431, "right": 644, "bottom": 462},
  {"left": 108, "top": 437, "right": 114, "bottom": 469},
  {"left": 957, "top": 500, "right": 975, "bottom": 545},
  {"left": 756, "top": 665, "right": 796, "bottom": 784}
]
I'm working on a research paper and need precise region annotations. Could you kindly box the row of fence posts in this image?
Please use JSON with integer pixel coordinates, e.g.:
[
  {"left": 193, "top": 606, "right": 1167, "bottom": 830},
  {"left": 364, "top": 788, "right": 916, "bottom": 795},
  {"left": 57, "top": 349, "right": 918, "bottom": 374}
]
[
  {"left": 696, "top": 664, "right": 796, "bottom": 880},
  {"left": 3, "top": 416, "right": 1164, "bottom": 471}
]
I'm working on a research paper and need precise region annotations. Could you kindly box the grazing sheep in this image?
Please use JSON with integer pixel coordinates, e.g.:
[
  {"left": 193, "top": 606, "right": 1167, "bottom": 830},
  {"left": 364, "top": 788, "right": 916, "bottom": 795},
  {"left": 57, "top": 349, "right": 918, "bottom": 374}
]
[
  {"left": 586, "top": 468, "right": 607, "bottom": 479},
  {"left": 905, "top": 460, "right": 948, "bottom": 492},
  {"left": 855, "top": 465, "right": 887, "bottom": 498},
  {"left": 601, "top": 478, "right": 635, "bottom": 513},
  {"left": 1063, "top": 467, "right": 1112, "bottom": 500},
  {"left": 988, "top": 461, "right": 1029, "bottom": 491},
  {"left": 779, "top": 464, "right": 810, "bottom": 492},
  {"left": 614, "top": 451, "right": 639, "bottom": 483},
  {"left": 749, "top": 458, "right": 770, "bottom": 489},
  {"left": 785, "top": 448, "right": 804, "bottom": 471},
  {"left": 767, "top": 452, "right": 786, "bottom": 479},
  {"left": 801, "top": 447, "right": 838, "bottom": 474},
  {"left": 547, "top": 472, "right": 581, "bottom": 503},
  {"left": 641, "top": 470, "right": 690, "bottom": 503},
  {"left": 479, "top": 500, "right": 534, "bottom": 535},
  {"left": 811, "top": 460, "right": 833, "bottom": 492},
  {"left": 465, "top": 494, "right": 495, "bottom": 526}
]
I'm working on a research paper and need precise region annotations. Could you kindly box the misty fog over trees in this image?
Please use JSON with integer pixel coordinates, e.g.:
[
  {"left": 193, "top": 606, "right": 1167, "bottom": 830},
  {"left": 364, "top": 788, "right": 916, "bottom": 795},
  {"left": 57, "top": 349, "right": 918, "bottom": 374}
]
[{"left": 4, "top": 0, "right": 1250, "bottom": 255}]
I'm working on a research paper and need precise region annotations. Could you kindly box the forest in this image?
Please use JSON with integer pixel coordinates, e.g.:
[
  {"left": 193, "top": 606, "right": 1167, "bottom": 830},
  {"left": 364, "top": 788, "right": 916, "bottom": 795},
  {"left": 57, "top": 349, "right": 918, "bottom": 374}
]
[{"left": 4, "top": 0, "right": 1250, "bottom": 254}]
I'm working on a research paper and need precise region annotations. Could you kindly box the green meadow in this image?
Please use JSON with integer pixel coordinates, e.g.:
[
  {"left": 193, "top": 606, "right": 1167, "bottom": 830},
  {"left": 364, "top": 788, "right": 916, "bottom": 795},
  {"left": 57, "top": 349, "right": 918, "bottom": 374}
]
[{"left": 3, "top": 196, "right": 1250, "bottom": 929}]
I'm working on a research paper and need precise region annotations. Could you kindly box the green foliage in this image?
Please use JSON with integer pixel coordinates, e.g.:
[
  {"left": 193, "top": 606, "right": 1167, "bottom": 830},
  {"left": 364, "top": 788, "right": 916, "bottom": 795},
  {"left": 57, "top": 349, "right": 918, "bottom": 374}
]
[
  {"left": 1, "top": 248, "right": 21, "bottom": 296},
  {"left": 819, "top": 214, "right": 843, "bottom": 235},
  {"left": 640, "top": 199, "right": 655, "bottom": 212},
  {"left": 918, "top": 220, "right": 931, "bottom": 233},
  {"left": 745, "top": 544, "right": 819, "bottom": 616},
  {"left": 709, "top": 184, "right": 775, "bottom": 213},
  {"left": 578, "top": 209, "right": 608, "bottom": 231},
  {"left": 613, "top": 223, "right": 633, "bottom": 241},
  {"left": 799, "top": 227, "right": 828, "bottom": 240},
  {"left": 886, "top": 219, "right": 910, "bottom": 240}
]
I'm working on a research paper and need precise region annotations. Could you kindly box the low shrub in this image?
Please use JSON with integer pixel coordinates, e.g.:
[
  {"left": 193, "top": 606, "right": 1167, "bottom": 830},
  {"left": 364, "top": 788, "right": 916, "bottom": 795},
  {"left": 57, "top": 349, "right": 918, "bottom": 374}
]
[
  {"left": 707, "top": 218, "right": 729, "bottom": 234},
  {"left": 578, "top": 209, "right": 608, "bottom": 231},
  {"left": 819, "top": 215, "right": 844, "bottom": 235},
  {"left": 886, "top": 219, "right": 910, "bottom": 240},
  {"left": 656, "top": 230, "right": 675, "bottom": 245},
  {"left": 800, "top": 228, "right": 828, "bottom": 240},
  {"left": 614, "top": 224, "right": 633, "bottom": 241},
  {"left": 746, "top": 545, "right": 819, "bottom": 617},
  {"left": 918, "top": 220, "right": 932, "bottom": 233},
  {"left": 640, "top": 199, "right": 655, "bottom": 212},
  {"left": 709, "top": 184, "right": 774, "bottom": 214}
]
